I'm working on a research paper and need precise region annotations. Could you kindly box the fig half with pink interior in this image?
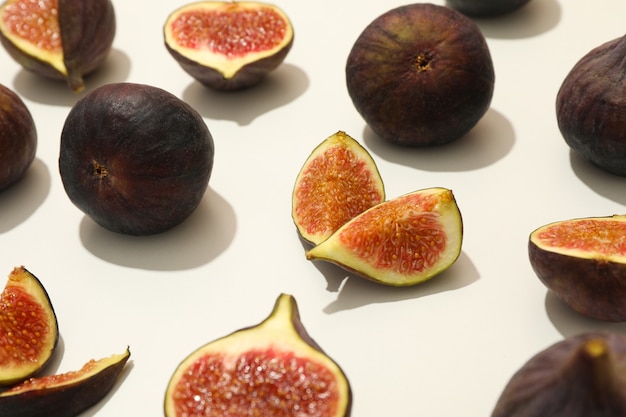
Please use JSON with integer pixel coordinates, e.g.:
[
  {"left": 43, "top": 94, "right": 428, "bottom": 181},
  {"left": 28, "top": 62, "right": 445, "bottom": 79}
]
[
  {"left": 164, "top": 293, "right": 352, "bottom": 417},
  {"left": 164, "top": 1, "right": 294, "bottom": 90},
  {"left": 529, "top": 215, "right": 626, "bottom": 321},
  {"left": 0, "top": 0, "right": 116, "bottom": 92}
]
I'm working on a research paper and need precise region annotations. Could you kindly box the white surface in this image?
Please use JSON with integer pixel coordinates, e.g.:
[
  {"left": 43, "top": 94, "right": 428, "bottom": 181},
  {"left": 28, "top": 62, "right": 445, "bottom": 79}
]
[{"left": 2, "top": 0, "right": 626, "bottom": 415}]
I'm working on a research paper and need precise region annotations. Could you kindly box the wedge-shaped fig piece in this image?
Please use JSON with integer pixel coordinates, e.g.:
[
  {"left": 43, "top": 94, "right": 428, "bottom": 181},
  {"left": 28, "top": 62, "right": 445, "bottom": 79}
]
[
  {"left": 164, "top": 1, "right": 294, "bottom": 90},
  {"left": 0, "top": 266, "right": 58, "bottom": 387},
  {"left": 0, "top": 0, "right": 116, "bottom": 92},
  {"left": 492, "top": 332, "right": 626, "bottom": 417},
  {"left": 529, "top": 215, "right": 626, "bottom": 321},
  {"left": 306, "top": 187, "right": 463, "bottom": 286},
  {"left": 164, "top": 293, "right": 352, "bottom": 417},
  {"left": 0, "top": 347, "right": 130, "bottom": 417},
  {"left": 292, "top": 131, "right": 385, "bottom": 246}
]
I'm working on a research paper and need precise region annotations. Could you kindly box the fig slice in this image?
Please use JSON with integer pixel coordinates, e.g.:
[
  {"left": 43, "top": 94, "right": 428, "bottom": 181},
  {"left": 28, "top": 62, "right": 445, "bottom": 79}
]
[
  {"left": 164, "top": 1, "right": 294, "bottom": 90},
  {"left": 529, "top": 215, "right": 626, "bottom": 321},
  {"left": 491, "top": 332, "right": 626, "bottom": 417},
  {"left": 292, "top": 131, "right": 385, "bottom": 246},
  {"left": 0, "top": 347, "right": 131, "bottom": 417},
  {"left": 306, "top": 187, "right": 463, "bottom": 286},
  {"left": 0, "top": 266, "right": 58, "bottom": 387},
  {"left": 164, "top": 293, "right": 352, "bottom": 417},
  {"left": 0, "top": 0, "right": 116, "bottom": 92}
]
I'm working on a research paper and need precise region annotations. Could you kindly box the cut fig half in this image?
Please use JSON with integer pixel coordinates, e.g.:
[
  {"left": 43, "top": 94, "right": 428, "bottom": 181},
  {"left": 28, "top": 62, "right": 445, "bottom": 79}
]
[
  {"left": 529, "top": 214, "right": 626, "bottom": 321},
  {"left": 0, "top": 347, "right": 131, "bottom": 417},
  {"left": 306, "top": 187, "right": 463, "bottom": 286},
  {"left": 0, "top": 0, "right": 116, "bottom": 92},
  {"left": 292, "top": 131, "right": 385, "bottom": 246},
  {"left": 164, "top": 293, "right": 352, "bottom": 417},
  {"left": 0, "top": 266, "right": 58, "bottom": 387},
  {"left": 164, "top": 1, "right": 294, "bottom": 90}
]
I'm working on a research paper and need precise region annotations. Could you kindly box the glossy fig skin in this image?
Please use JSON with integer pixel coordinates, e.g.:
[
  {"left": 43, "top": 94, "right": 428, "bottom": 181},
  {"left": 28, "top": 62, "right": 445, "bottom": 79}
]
[
  {"left": 0, "top": 84, "right": 36, "bottom": 191},
  {"left": 492, "top": 332, "right": 626, "bottom": 417},
  {"left": 556, "top": 34, "right": 626, "bottom": 176},
  {"left": 446, "top": 0, "right": 531, "bottom": 17},
  {"left": 59, "top": 83, "right": 214, "bottom": 235},
  {"left": 345, "top": 3, "right": 494, "bottom": 146}
]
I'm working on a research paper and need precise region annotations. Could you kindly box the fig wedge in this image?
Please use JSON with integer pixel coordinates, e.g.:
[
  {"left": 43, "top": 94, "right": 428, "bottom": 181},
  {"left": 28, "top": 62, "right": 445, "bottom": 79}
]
[
  {"left": 292, "top": 131, "right": 385, "bottom": 246},
  {"left": 0, "top": 347, "right": 130, "bottom": 417},
  {"left": 306, "top": 188, "right": 463, "bottom": 286},
  {"left": 529, "top": 215, "right": 626, "bottom": 321},
  {"left": 0, "top": 266, "right": 58, "bottom": 387},
  {"left": 164, "top": 293, "right": 352, "bottom": 417}
]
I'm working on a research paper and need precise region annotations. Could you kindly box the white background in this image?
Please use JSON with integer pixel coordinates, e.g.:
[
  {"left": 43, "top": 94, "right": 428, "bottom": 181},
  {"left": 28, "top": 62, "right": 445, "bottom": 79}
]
[{"left": 2, "top": 0, "right": 626, "bottom": 415}]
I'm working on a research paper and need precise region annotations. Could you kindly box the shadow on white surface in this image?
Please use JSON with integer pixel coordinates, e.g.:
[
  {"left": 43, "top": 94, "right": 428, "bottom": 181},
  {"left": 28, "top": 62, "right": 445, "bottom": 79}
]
[
  {"left": 569, "top": 150, "right": 626, "bottom": 207},
  {"left": 182, "top": 63, "right": 310, "bottom": 126},
  {"left": 362, "top": 107, "right": 515, "bottom": 172},
  {"left": 0, "top": 158, "right": 50, "bottom": 233},
  {"left": 470, "top": 0, "right": 562, "bottom": 39},
  {"left": 544, "top": 291, "right": 626, "bottom": 338},
  {"left": 316, "top": 251, "right": 479, "bottom": 313},
  {"left": 10, "top": 48, "right": 132, "bottom": 107},
  {"left": 78, "top": 188, "right": 236, "bottom": 270}
]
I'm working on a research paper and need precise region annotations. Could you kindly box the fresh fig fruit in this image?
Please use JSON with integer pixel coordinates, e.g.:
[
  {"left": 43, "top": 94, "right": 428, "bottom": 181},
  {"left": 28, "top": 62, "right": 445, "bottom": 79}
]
[
  {"left": 58, "top": 82, "right": 215, "bottom": 236},
  {"left": 529, "top": 215, "right": 626, "bottom": 322},
  {"left": 0, "top": 347, "right": 130, "bottom": 417},
  {"left": 345, "top": 3, "right": 494, "bottom": 146},
  {"left": 164, "top": 1, "right": 294, "bottom": 91},
  {"left": 306, "top": 187, "right": 463, "bottom": 286},
  {"left": 164, "top": 293, "right": 352, "bottom": 417},
  {"left": 0, "top": 267, "right": 58, "bottom": 387},
  {"left": 0, "top": 84, "right": 36, "bottom": 192},
  {"left": 556, "top": 34, "right": 626, "bottom": 176},
  {"left": 446, "top": 0, "right": 532, "bottom": 17},
  {"left": 0, "top": 0, "right": 116, "bottom": 92},
  {"left": 292, "top": 131, "right": 385, "bottom": 246},
  {"left": 492, "top": 332, "right": 626, "bottom": 417}
]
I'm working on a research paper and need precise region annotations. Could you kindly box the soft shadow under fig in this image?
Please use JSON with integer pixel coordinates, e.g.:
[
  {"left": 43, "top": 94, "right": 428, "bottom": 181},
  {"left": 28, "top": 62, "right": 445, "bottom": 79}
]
[
  {"left": 0, "top": 158, "right": 50, "bottom": 233},
  {"left": 545, "top": 291, "right": 626, "bottom": 338},
  {"left": 470, "top": 0, "right": 562, "bottom": 39},
  {"left": 182, "top": 63, "right": 309, "bottom": 126},
  {"left": 319, "top": 252, "right": 479, "bottom": 313},
  {"left": 569, "top": 150, "right": 626, "bottom": 207},
  {"left": 79, "top": 188, "right": 236, "bottom": 271},
  {"left": 11, "top": 48, "right": 132, "bottom": 107},
  {"left": 362, "top": 107, "right": 515, "bottom": 172}
]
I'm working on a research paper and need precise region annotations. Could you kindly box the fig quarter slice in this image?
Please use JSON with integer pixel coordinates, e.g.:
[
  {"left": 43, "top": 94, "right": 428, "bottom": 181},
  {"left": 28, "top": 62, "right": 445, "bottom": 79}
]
[
  {"left": 0, "top": 347, "right": 131, "bottom": 417},
  {"left": 306, "top": 187, "right": 463, "bottom": 286},
  {"left": 164, "top": 293, "right": 352, "bottom": 417},
  {"left": 0, "top": 266, "right": 58, "bottom": 387},
  {"left": 529, "top": 215, "right": 626, "bottom": 321},
  {"left": 292, "top": 131, "right": 385, "bottom": 246}
]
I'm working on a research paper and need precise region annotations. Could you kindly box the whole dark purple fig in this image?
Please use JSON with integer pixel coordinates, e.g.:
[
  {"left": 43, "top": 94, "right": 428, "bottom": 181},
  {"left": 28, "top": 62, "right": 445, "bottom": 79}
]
[
  {"left": 446, "top": 0, "right": 532, "bottom": 17},
  {"left": 59, "top": 83, "right": 214, "bottom": 236},
  {"left": 556, "top": 34, "right": 626, "bottom": 176},
  {"left": 492, "top": 332, "right": 626, "bottom": 417},
  {"left": 0, "top": 0, "right": 116, "bottom": 92},
  {"left": 0, "top": 84, "right": 36, "bottom": 191},
  {"left": 345, "top": 3, "right": 494, "bottom": 146}
]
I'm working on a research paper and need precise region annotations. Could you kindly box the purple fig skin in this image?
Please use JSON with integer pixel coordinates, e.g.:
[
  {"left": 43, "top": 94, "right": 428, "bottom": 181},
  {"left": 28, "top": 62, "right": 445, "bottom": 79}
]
[
  {"left": 58, "top": 83, "right": 214, "bottom": 236},
  {"left": 492, "top": 332, "right": 626, "bottom": 417},
  {"left": 556, "top": 34, "right": 626, "bottom": 176},
  {"left": 0, "top": 84, "right": 37, "bottom": 191},
  {"left": 345, "top": 3, "right": 494, "bottom": 146},
  {"left": 446, "top": 0, "right": 532, "bottom": 17}
]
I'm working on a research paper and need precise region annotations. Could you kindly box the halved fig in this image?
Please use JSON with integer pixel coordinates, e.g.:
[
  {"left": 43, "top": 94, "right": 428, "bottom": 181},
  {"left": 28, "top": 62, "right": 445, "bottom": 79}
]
[
  {"left": 529, "top": 215, "right": 626, "bottom": 321},
  {"left": 164, "top": 293, "right": 352, "bottom": 417},
  {"left": 0, "top": 266, "right": 58, "bottom": 387},
  {"left": 164, "top": 1, "right": 294, "bottom": 90},
  {"left": 306, "top": 187, "right": 463, "bottom": 286},
  {"left": 492, "top": 332, "right": 626, "bottom": 417},
  {"left": 0, "top": 0, "right": 116, "bottom": 92},
  {"left": 292, "top": 131, "right": 385, "bottom": 246},
  {"left": 0, "top": 347, "right": 130, "bottom": 417}
]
